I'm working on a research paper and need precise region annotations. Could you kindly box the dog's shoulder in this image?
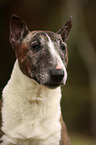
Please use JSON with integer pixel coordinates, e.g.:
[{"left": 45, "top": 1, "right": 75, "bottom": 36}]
[{"left": 60, "top": 115, "right": 71, "bottom": 145}]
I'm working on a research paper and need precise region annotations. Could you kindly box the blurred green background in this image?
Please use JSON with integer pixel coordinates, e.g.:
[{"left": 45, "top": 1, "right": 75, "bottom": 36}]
[{"left": 0, "top": 0, "right": 96, "bottom": 144}]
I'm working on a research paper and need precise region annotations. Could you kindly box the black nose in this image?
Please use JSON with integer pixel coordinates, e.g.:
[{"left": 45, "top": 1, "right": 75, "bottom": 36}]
[{"left": 50, "top": 69, "right": 64, "bottom": 81}]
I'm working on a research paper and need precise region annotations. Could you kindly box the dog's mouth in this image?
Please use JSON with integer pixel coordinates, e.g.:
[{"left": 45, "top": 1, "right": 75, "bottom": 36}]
[
  {"left": 33, "top": 77, "right": 64, "bottom": 89},
  {"left": 45, "top": 84, "right": 61, "bottom": 89},
  {"left": 43, "top": 81, "right": 64, "bottom": 89}
]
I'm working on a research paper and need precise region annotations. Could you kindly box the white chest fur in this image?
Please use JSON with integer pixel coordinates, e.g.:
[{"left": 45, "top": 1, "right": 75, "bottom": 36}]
[{"left": 1, "top": 60, "right": 62, "bottom": 145}]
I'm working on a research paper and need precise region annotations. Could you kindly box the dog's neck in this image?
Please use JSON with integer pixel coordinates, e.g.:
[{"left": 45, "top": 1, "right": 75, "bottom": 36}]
[
  {"left": 2, "top": 60, "right": 62, "bottom": 144},
  {"left": 9, "top": 60, "right": 61, "bottom": 103}
]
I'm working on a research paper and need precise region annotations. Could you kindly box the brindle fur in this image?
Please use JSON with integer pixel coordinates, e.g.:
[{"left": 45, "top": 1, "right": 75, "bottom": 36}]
[{"left": 60, "top": 115, "right": 71, "bottom": 145}]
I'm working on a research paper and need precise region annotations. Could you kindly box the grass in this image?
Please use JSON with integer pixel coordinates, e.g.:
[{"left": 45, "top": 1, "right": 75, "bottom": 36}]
[{"left": 70, "top": 134, "right": 96, "bottom": 145}]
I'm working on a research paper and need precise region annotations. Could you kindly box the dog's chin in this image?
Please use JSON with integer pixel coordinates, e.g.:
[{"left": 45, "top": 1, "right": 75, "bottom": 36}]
[
  {"left": 43, "top": 81, "right": 64, "bottom": 89},
  {"left": 33, "top": 77, "right": 64, "bottom": 89},
  {"left": 45, "top": 84, "right": 60, "bottom": 89}
]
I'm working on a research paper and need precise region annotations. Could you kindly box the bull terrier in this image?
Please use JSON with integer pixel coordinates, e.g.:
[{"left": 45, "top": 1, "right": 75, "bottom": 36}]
[{"left": 0, "top": 14, "right": 72, "bottom": 145}]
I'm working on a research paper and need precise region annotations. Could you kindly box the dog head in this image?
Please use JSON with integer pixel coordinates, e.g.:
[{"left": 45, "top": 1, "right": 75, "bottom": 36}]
[{"left": 9, "top": 14, "right": 72, "bottom": 88}]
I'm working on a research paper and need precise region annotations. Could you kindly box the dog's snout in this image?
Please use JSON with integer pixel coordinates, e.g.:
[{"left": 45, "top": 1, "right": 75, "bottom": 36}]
[{"left": 50, "top": 69, "right": 64, "bottom": 81}]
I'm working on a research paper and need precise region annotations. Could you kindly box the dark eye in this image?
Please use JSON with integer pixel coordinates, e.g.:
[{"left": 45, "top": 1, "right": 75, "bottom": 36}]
[
  {"left": 32, "top": 44, "right": 40, "bottom": 49},
  {"left": 30, "top": 40, "right": 40, "bottom": 50},
  {"left": 61, "top": 45, "right": 66, "bottom": 51}
]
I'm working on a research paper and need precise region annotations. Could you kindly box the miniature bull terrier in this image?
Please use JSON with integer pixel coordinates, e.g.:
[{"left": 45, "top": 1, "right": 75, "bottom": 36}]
[{"left": 0, "top": 14, "right": 72, "bottom": 145}]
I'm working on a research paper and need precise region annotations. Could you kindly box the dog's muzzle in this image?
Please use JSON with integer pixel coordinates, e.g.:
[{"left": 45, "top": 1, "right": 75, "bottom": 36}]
[{"left": 45, "top": 69, "right": 64, "bottom": 88}]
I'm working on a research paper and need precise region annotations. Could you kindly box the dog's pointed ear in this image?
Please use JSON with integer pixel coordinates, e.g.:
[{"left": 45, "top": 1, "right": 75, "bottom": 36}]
[
  {"left": 57, "top": 16, "right": 72, "bottom": 41},
  {"left": 9, "top": 14, "right": 29, "bottom": 46}
]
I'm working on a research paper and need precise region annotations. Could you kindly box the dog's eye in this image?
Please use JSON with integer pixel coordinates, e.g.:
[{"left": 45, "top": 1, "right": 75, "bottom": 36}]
[
  {"left": 32, "top": 44, "right": 40, "bottom": 49},
  {"left": 61, "top": 45, "right": 65, "bottom": 51},
  {"left": 30, "top": 41, "right": 40, "bottom": 50}
]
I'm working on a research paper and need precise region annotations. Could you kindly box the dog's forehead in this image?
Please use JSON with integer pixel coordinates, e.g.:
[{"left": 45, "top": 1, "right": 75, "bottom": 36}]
[
  {"left": 25, "top": 31, "right": 62, "bottom": 43},
  {"left": 45, "top": 31, "right": 62, "bottom": 41}
]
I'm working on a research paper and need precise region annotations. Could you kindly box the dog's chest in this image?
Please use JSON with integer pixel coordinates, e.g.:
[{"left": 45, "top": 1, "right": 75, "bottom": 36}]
[
  {"left": 13, "top": 115, "right": 61, "bottom": 145},
  {"left": 2, "top": 90, "right": 61, "bottom": 145}
]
